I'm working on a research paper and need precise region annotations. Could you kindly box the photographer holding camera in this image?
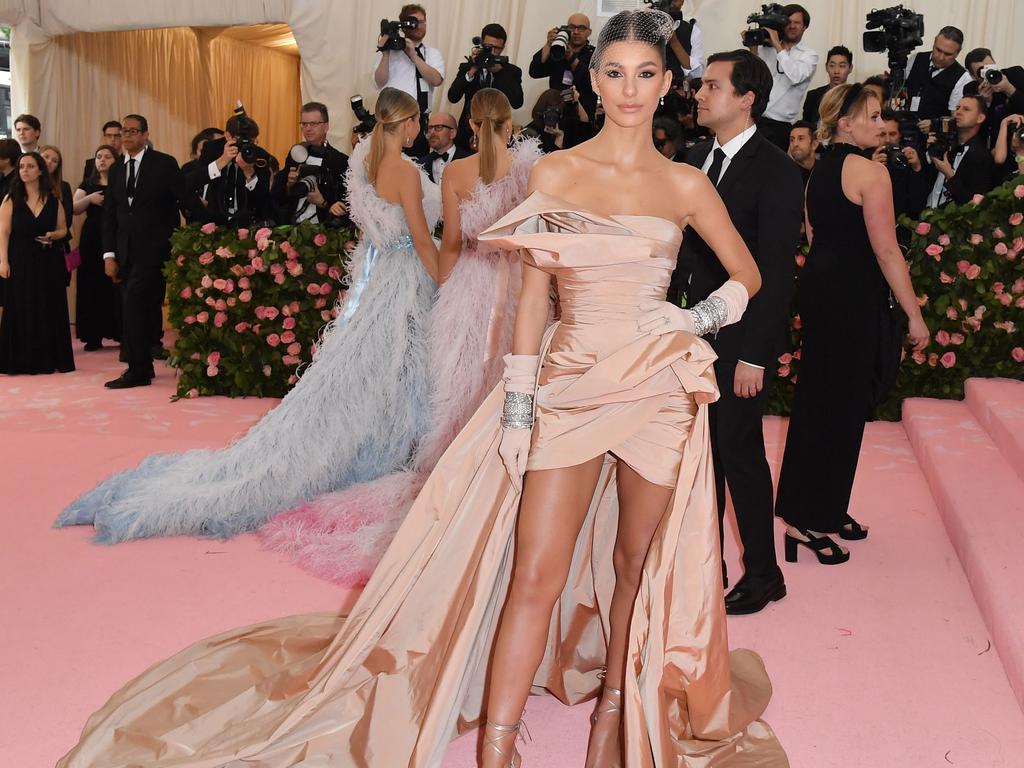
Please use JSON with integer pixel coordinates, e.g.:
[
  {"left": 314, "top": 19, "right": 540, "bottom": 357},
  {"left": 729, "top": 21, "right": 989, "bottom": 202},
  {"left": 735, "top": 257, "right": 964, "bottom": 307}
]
[
  {"left": 447, "top": 23, "right": 523, "bottom": 151},
  {"left": 649, "top": 0, "right": 705, "bottom": 79},
  {"left": 993, "top": 113, "right": 1024, "bottom": 184},
  {"left": 905, "top": 27, "right": 973, "bottom": 119},
  {"left": 924, "top": 95, "right": 995, "bottom": 208},
  {"left": 520, "top": 87, "right": 592, "bottom": 152},
  {"left": 271, "top": 102, "right": 349, "bottom": 227},
  {"left": 963, "top": 48, "right": 1024, "bottom": 148},
  {"left": 373, "top": 4, "right": 445, "bottom": 155},
  {"left": 529, "top": 13, "right": 597, "bottom": 120},
  {"left": 745, "top": 4, "right": 819, "bottom": 150},
  {"left": 870, "top": 110, "right": 929, "bottom": 219},
  {"left": 186, "top": 107, "right": 273, "bottom": 226}
]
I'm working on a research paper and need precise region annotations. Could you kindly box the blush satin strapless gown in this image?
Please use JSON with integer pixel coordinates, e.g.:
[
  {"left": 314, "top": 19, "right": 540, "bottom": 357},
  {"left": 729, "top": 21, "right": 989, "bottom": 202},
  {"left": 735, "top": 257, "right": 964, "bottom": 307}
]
[{"left": 58, "top": 192, "right": 787, "bottom": 768}]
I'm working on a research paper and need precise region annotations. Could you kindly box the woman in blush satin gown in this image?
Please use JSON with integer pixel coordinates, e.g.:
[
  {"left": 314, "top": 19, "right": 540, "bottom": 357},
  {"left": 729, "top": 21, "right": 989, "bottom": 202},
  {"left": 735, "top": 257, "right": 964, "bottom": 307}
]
[
  {"left": 56, "top": 12, "right": 787, "bottom": 768},
  {"left": 54, "top": 88, "right": 440, "bottom": 544},
  {"left": 261, "top": 89, "right": 542, "bottom": 585}
]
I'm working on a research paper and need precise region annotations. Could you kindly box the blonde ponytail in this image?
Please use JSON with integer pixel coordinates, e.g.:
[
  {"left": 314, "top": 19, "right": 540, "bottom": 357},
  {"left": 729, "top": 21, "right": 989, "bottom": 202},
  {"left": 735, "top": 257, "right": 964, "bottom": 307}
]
[
  {"left": 470, "top": 88, "right": 512, "bottom": 184},
  {"left": 367, "top": 87, "right": 420, "bottom": 184},
  {"left": 817, "top": 82, "right": 874, "bottom": 142}
]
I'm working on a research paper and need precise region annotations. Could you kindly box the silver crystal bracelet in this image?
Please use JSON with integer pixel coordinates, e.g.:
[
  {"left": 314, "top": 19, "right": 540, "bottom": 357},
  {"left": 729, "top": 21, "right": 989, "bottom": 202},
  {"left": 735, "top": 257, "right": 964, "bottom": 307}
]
[
  {"left": 690, "top": 296, "right": 729, "bottom": 337},
  {"left": 501, "top": 391, "right": 535, "bottom": 430}
]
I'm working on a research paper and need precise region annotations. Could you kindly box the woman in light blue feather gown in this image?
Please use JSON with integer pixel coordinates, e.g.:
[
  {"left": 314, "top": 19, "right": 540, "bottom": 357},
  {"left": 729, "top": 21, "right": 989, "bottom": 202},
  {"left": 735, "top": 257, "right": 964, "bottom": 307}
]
[{"left": 55, "top": 88, "right": 440, "bottom": 544}]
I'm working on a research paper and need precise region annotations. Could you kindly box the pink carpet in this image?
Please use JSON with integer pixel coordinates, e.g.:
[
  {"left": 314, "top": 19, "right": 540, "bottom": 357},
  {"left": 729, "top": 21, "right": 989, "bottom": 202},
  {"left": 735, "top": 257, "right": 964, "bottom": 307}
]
[{"left": 3, "top": 344, "right": 1023, "bottom": 767}]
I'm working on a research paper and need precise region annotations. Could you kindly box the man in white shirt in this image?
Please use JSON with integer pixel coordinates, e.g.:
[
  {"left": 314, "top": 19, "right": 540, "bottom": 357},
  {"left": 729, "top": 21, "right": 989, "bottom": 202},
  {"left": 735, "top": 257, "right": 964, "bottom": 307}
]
[
  {"left": 373, "top": 3, "right": 445, "bottom": 155},
  {"left": 904, "top": 27, "right": 973, "bottom": 120},
  {"left": 747, "top": 3, "right": 818, "bottom": 150},
  {"left": 415, "top": 112, "right": 469, "bottom": 185},
  {"left": 665, "top": 0, "right": 705, "bottom": 80}
]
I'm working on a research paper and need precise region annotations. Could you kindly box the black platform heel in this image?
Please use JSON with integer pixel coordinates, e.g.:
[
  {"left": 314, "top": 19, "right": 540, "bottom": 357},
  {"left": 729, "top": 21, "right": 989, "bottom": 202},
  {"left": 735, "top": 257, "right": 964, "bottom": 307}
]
[
  {"left": 784, "top": 526, "right": 850, "bottom": 565},
  {"left": 838, "top": 515, "right": 869, "bottom": 541}
]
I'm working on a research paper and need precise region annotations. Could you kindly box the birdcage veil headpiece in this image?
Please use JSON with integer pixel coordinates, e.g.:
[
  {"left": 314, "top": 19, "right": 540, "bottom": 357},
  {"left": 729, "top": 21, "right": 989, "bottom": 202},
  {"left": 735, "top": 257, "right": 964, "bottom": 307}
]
[{"left": 589, "top": 9, "right": 676, "bottom": 71}]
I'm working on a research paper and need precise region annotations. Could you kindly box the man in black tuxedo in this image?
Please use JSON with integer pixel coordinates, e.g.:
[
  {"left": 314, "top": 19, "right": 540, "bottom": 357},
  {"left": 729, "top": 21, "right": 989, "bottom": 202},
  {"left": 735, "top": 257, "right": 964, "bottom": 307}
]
[
  {"left": 529, "top": 13, "right": 597, "bottom": 120},
  {"left": 185, "top": 113, "right": 274, "bottom": 226},
  {"left": 924, "top": 94, "right": 996, "bottom": 208},
  {"left": 962, "top": 48, "right": 1024, "bottom": 148},
  {"left": 415, "top": 112, "right": 471, "bottom": 185},
  {"left": 103, "top": 114, "right": 200, "bottom": 389},
  {"left": 447, "top": 23, "right": 523, "bottom": 151},
  {"left": 801, "top": 45, "right": 852, "bottom": 125},
  {"left": 679, "top": 50, "right": 803, "bottom": 614}
]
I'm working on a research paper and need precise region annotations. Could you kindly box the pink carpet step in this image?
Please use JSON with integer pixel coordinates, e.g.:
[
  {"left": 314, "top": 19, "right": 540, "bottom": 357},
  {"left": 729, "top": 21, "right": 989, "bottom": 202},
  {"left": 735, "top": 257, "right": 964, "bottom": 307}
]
[
  {"left": 902, "top": 396, "right": 1024, "bottom": 712},
  {"left": 965, "top": 377, "right": 1024, "bottom": 483}
]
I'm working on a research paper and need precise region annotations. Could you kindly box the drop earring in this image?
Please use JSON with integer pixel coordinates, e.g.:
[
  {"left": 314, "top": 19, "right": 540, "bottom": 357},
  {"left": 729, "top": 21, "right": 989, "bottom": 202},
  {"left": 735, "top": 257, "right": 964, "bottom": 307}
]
[
  {"left": 596, "top": 94, "right": 602, "bottom": 106},
  {"left": 660, "top": 95, "right": 665, "bottom": 106}
]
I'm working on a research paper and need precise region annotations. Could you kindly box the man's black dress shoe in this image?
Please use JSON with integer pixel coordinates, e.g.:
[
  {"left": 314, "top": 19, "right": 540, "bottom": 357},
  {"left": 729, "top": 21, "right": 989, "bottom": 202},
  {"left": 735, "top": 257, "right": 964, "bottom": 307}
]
[
  {"left": 724, "top": 576, "right": 787, "bottom": 615},
  {"left": 83, "top": 341, "right": 102, "bottom": 351},
  {"left": 105, "top": 370, "right": 153, "bottom": 389},
  {"left": 118, "top": 348, "right": 129, "bottom": 363}
]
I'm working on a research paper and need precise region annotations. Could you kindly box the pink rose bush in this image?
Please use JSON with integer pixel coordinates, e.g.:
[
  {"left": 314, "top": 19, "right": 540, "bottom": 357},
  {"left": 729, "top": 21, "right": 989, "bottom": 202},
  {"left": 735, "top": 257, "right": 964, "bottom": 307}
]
[{"left": 166, "top": 220, "right": 356, "bottom": 398}]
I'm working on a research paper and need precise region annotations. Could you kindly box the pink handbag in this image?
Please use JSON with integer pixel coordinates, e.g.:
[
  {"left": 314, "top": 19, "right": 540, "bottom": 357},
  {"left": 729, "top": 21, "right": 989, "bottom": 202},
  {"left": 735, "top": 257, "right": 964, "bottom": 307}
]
[{"left": 65, "top": 246, "right": 81, "bottom": 272}]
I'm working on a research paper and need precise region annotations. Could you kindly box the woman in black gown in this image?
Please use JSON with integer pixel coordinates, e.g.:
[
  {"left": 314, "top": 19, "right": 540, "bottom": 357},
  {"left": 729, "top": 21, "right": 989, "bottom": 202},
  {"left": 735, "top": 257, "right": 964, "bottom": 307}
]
[
  {"left": 775, "top": 83, "right": 929, "bottom": 564},
  {"left": 0, "top": 152, "right": 73, "bottom": 374},
  {"left": 73, "top": 145, "right": 121, "bottom": 350}
]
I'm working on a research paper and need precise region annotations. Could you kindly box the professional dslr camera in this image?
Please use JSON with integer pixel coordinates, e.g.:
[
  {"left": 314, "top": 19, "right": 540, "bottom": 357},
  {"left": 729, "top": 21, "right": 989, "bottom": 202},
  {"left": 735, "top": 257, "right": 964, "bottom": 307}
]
[
  {"left": 378, "top": 16, "right": 419, "bottom": 52},
  {"left": 924, "top": 117, "right": 958, "bottom": 159},
  {"left": 642, "top": 0, "right": 683, "bottom": 21},
  {"left": 979, "top": 64, "right": 1004, "bottom": 85},
  {"left": 350, "top": 95, "right": 376, "bottom": 134},
  {"left": 232, "top": 101, "right": 263, "bottom": 166},
  {"left": 1007, "top": 118, "right": 1024, "bottom": 145},
  {"left": 742, "top": 3, "right": 790, "bottom": 48},
  {"left": 542, "top": 105, "right": 562, "bottom": 129},
  {"left": 285, "top": 143, "right": 345, "bottom": 226},
  {"left": 471, "top": 36, "right": 509, "bottom": 71}
]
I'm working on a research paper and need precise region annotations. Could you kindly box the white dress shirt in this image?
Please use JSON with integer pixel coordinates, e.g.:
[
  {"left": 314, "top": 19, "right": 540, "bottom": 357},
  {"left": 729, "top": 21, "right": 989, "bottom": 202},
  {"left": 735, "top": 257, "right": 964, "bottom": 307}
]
[
  {"left": 698, "top": 124, "right": 764, "bottom": 371},
  {"left": 678, "top": 20, "right": 704, "bottom": 78},
  {"left": 907, "top": 51, "right": 974, "bottom": 113},
  {"left": 429, "top": 144, "right": 456, "bottom": 185},
  {"left": 373, "top": 44, "right": 446, "bottom": 104},
  {"left": 103, "top": 147, "right": 147, "bottom": 260},
  {"left": 760, "top": 42, "right": 818, "bottom": 123},
  {"left": 926, "top": 142, "right": 970, "bottom": 208}
]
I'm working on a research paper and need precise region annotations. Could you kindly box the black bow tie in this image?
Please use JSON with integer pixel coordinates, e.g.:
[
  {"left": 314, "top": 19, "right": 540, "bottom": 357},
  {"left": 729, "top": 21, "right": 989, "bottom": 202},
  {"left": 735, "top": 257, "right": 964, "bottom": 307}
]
[{"left": 428, "top": 150, "right": 449, "bottom": 163}]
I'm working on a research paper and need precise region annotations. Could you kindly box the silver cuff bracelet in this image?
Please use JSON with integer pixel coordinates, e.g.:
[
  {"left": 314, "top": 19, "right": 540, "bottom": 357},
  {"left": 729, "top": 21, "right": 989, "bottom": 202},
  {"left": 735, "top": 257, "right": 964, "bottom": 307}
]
[
  {"left": 501, "top": 391, "right": 535, "bottom": 430},
  {"left": 690, "top": 296, "right": 729, "bottom": 337}
]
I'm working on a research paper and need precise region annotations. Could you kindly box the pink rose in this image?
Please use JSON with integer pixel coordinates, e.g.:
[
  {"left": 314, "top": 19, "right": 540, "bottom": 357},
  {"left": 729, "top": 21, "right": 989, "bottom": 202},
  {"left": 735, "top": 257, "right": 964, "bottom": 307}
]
[
  {"left": 965, "top": 264, "right": 981, "bottom": 280},
  {"left": 912, "top": 350, "right": 926, "bottom": 365},
  {"left": 184, "top": 315, "right": 196, "bottom": 324},
  {"left": 939, "top": 352, "right": 956, "bottom": 369},
  {"left": 956, "top": 259, "right": 970, "bottom": 274},
  {"left": 229, "top": 264, "right": 244, "bottom": 276},
  {"left": 314, "top": 298, "right": 327, "bottom": 309},
  {"left": 306, "top": 283, "right": 319, "bottom": 295},
  {"left": 188, "top": 388, "right": 199, "bottom": 398},
  {"left": 205, "top": 297, "right": 216, "bottom": 307},
  {"left": 234, "top": 322, "right": 250, "bottom": 333},
  {"left": 958, "top": 299, "right": 968, "bottom": 310},
  {"left": 216, "top": 246, "right": 234, "bottom": 259},
  {"left": 264, "top": 306, "right": 280, "bottom": 320},
  {"left": 251, "top": 324, "right": 260, "bottom": 335},
  {"left": 224, "top": 279, "right": 235, "bottom": 293},
  {"left": 287, "top": 342, "right": 301, "bottom": 356},
  {"left": 206, "top": 364, "right": 219, "bottom": 377},
  {"left": 243, "top": 265, "right": 256, "bottom": 276},
  {"left": 777, "top": 364, "right": 790, "bottom": 377},
  {"left": 237, "top": 228, "right": 250, "bottom": 240},
  {"left": 255, "top": 227, "right": 273, "bottom": 241},
  {"left": 319, "top": 283, "right": 332, "bottom": 296},
  {"left": 263, "top": 365, "right": 272, "bottom": 376},
  {"left": 939, "top": 271, "right": 954, "bottom": 284},
  {"left": 950, "top": 333, "right": 964, "bottom": 345},
  {"left": 974, "top": 305, "right": 987, "bottom": 318},
  {"left": 176, "top": 255, "right": 185, "bottom": 266},
  {"left": 995, "top": 243, "right": 1009, "bottom": 255},
  {"left": 200, "top": 275, "right": 213, "bottom": 288},
  {"left": 915, "top": 222, "right": 931, "bottom": 235},
  {"left": 214, "top": 312, "right": 228, "bottom": 327},
  {"left": 270, "top": 262, "right": 285, "bottom": 275},
  {"left": 206, "top": 351, "right": 221, "bottom": 365},
  {"left": 266, "top": 333, "right": 281, "bottom": 347},
  {"left": 226, "top": 297, "right": 237, "bottom": 308},
  {"left": 795, "top": 254, "right": 806, "bottom": 268},
  {"left": 778, "top": 353, "right": 793, "bottom": 364},
  {"left": 274, "top": 273, "right": 286, "bottom": 284},
  {"left": 290, "top": 301, "right": 300, "bottom": 313},
  {"left": 213, "top": 278, "right": 227, "bottom": 291},
  {"left": 935, "top": 330, "right": 950, "bottom": 347},
  {"left": 282, "top": 317, "right": 296, "bottom": 330},
  {"left": 199, "top": 252, "right": 215, "bottom": 266},
  {"left": 969, "top": 233, "right": 983, "bottom": 245},
  {"left": 945, "top": 307, "right": 958, "bottom": 320},
  {"left": 282, "top": 354, "right": 301, "bottom": 366},
  {"left": 928, "top": 353, "right": 939, "bottom": 367},
  {"left": 200, "top": 222, "right": 217, "bottom": 234},
  {"left": 239, "top": 290, "right": 252, "bottom": 303},
  {"left": 281, "top": 304, "right": 291, "bottom": 317},
  {"left": 251, "top": 256, "right": 265, "bottom": 271},
  {"left": 1013, "top": 278, "right": 1024, "bottom": 294},
  {"left": 1012, "top": 347, "right": 1024, "bottom": 363},
  {"left": 993, "top": 282, "right": 1006, "bottom": 294},
  {"left": 1015, "top": 185, "right": 1024, "bottom": 199},
  {"left": 214, "top": 300, "right": 227, "bottom": 312},
  {"left": 314, "top": 233, "right": 328, "bottom": 247},
  {"left": 288, "top": 262, "right": 304, "bottom": 277},
  {"left": 321, "top": 310, "right": 333, "bottom": 321},
  {"left": 994, "top": 228, "right": 1006, "bottom": 239},
  {"left": 1017, "top": 297, "right": 1024, "bottom": 308},
  {"left": 238, "top": 277, "right": 251, "bottom": 290},
  {"left": 971, "top": 194, "right": 985, "bottom": 205},
  {"left": 792, "top": 315, "right": 802, "bottom": 329},
  {"left": 196, "top": 311, "right": 209, "bottom": 324},
  {"left": 792, "top": 349, "right": 801, "bottom": 359},
  {"left": 179, "top": 286, "right": 192, "bottom": 299},
  {"left": 938, "top": 234, "right": 951, "bottom": 246},
  {"left": 248, "top": 249, "right": 258, "bottom": 258},
  {"left": 995, "top": 321, "right": 1017, "bottom": 333},
  {"left": 328, "top": 266, "right": 341, "bottom": 280},
  {"left": 257, "top": 238, "right": 272, "bottom": 252},
  {"left": 280, "top": 331, "right": 296, "bottom": 344},
  {"left": 925, "top": 244, "right": 943, "bottom": 258},
  {"left": 1010, "top": 212, "right": 1023, "bottom": 227}
]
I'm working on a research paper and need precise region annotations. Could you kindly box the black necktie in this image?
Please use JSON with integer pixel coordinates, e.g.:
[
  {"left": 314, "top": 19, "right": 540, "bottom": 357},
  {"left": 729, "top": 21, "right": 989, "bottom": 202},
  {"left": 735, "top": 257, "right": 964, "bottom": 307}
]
[
  {"left": 127, "top": 157, "right": 136, "bottom": 199},
  {"left": 706, "top": 147, "right": 727, "bottom": 186},
  {"left": 415, "top": 45, "right": 429, "bottom": 114}
]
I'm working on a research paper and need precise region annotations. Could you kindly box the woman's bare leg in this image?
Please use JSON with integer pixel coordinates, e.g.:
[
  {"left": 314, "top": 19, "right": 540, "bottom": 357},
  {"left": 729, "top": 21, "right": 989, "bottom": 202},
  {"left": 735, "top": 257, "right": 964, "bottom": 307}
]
[
  {"left": 584, "top": 460, "right": 674, "bottom": 768},
  {"left": 482, "top": 455, "right": 605, "bottom": 767}
]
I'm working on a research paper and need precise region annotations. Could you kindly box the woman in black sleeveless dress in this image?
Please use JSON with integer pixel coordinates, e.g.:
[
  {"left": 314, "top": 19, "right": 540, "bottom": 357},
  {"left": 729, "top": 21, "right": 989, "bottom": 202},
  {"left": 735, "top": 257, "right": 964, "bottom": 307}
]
[
  {"left": 775, "top": 84, "right": 929, "bottom": 564},
  {"left": 73, "top": 145, "right": 121, "bottom": 350},
  {"left": 0, "top": 152, "right": 74, "bottom": 374}
]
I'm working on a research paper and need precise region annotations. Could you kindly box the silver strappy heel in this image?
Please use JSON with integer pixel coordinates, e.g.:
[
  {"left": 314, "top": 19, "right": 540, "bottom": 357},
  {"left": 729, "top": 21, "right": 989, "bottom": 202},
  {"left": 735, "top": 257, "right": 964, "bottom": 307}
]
[{"left": 483, "top": 719, "right": 530, "bottom": 767}]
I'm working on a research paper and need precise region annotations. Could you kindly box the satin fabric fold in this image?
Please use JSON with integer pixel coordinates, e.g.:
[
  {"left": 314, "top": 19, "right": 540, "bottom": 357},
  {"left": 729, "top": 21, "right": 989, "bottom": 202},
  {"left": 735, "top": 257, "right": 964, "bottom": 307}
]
[{"left": 58, "top": 192, "right": 786, "bottom": 768}]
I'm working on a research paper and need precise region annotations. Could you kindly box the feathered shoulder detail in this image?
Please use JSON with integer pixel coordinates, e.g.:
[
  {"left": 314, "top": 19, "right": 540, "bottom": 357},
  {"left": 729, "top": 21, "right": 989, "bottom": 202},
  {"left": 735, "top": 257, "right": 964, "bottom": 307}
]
[{"left": 458, "top": 137, "right": 542, "bottom": 242}]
